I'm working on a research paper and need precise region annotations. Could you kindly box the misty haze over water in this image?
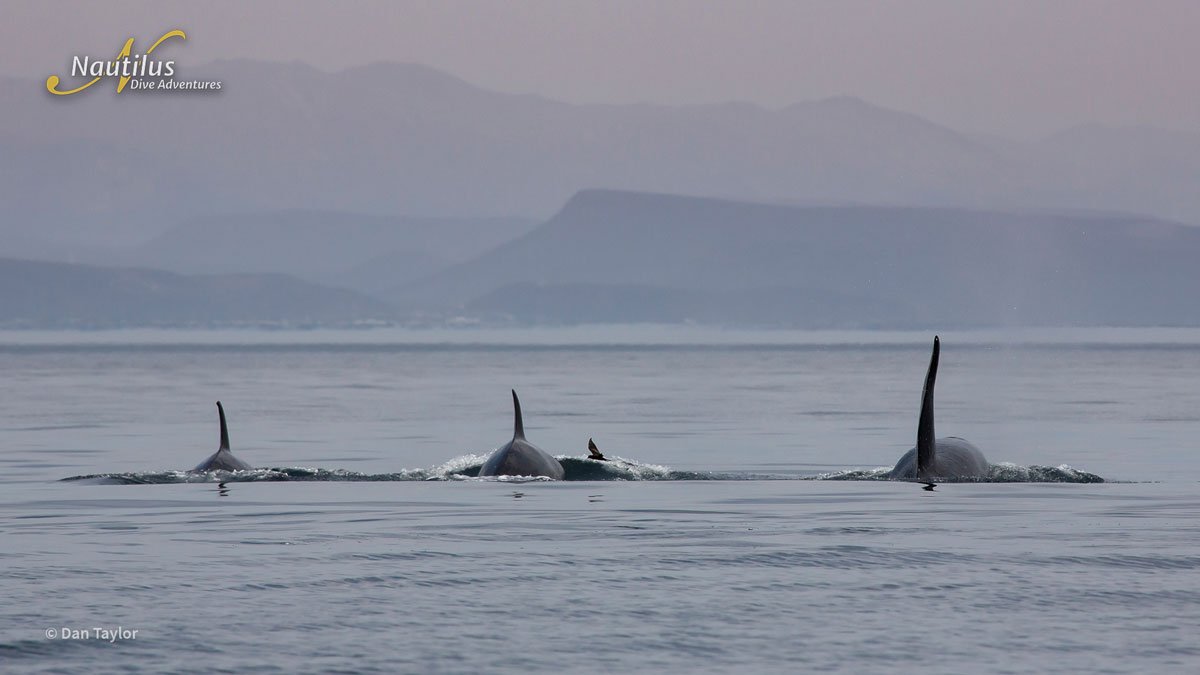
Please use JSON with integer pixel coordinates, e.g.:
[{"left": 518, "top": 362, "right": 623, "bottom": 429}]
[{"left": 2, "top": 59, "right": 1199, "bottom": 331}]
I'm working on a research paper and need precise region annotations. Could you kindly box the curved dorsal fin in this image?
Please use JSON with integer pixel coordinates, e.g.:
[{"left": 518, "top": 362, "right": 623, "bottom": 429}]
[
  {"left": 511, "top": 389, "right": 525, "bottom": 440},
  {"left": 917, "top": 336, "right": 939, "bottom": 475},
  {"left": 216, "top": 401, "right": 230, "bottom": 451},
  {"left": 588, "top": 438, "right": 607, "bottom": 461}
]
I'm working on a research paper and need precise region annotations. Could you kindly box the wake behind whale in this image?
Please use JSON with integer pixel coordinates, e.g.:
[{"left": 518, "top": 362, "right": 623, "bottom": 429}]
[{"left": 62, "top": 456, "right": 1105, "bottom": 484}]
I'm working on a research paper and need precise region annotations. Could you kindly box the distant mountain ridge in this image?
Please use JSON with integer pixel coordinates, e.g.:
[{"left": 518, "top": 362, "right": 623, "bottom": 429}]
[
  {"left": 0, "top": 258, "right": 394, "bottom": 328},
  {"left": 3, "top": 60, "right": 1199, "bottom": 250},
  {"left": 401, "top": 190, "right": 1200, "bottom": 328},
  {"left": 5, "top": 190, "right": 1199, "bottom": 329},
  {"left": 125, "top": 210, "right": 536, "bottom": 295}
]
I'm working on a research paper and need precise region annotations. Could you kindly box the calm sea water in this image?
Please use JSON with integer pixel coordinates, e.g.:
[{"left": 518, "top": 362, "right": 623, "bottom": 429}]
[{"left": 2, "top": 328, "right": 1198, "bottom": 673}]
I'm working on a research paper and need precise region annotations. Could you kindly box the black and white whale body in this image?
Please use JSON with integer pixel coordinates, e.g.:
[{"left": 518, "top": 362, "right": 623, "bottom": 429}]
[
  {"left": 192, "top": 401, "right": 253, "bottom": 472},
  {"left": 477, "top": 390, "right": 565, "bottom": 479},
  {"left": 890, "top": 337, "right": 989, "bottom": 480}
]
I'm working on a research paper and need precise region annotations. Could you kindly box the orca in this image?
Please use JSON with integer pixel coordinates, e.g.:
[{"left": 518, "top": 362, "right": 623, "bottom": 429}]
[
  {"left": 587, "top": 438, "right": 607, "bottom": 461},
  {"left": 889, "top": 336, "right": 989, "bottom": 481},
  {"left": 192, "top": 401, "right": 253, "bottom": 472},
  {"left": 477, "top": 390, "right": 565, "bottom": 479}
]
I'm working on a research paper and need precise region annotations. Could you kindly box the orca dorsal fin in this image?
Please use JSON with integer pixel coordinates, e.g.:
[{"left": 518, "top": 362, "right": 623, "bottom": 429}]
[
  {"left": 216, "top": 401, "right": 230, "bottom": 451},
  {"left": 511, "top": 389, "right": 525, "bottom": 440},
  {"left": 916, "top": 336, "right": 939, "bottom": 475}
]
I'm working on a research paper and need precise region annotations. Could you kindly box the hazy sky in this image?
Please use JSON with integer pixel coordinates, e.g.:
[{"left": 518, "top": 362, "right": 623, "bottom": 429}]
[{"left": 6, "top": 0, "right": 1198, "bottom": 138}]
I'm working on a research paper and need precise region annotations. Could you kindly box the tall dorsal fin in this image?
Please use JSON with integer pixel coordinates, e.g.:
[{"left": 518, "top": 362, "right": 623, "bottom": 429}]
[
  {"left": 216, "top": 401, "right": 230, "bottom": 451},
  {"left": 511, "top": 389, "right": 525, "bottom": 440},
  {"left": 916, "top": 336, "right": 939, "bottom": 475}
]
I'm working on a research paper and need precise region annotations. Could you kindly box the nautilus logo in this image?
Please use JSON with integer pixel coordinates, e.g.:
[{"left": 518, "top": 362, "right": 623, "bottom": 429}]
[{"left": 45, "top": 29, "right": 222, "bottom": 96}]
